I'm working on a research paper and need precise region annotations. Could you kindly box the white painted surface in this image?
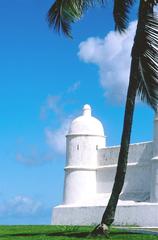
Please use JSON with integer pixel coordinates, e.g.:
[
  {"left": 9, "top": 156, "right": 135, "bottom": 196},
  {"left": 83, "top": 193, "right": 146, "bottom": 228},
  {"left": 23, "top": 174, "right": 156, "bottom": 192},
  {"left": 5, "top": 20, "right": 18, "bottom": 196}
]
[
  {"left": 98, "top": 142, "right": 153, "bottom": 166},
  {"left": 150, "top": 109, "right": 158, "bottom": 202},
  {"left": 52, "top": 203, "right": 158, "bottom": 227},
  {"left": 150, "top": 157, "right": 158, "bottom": 202},
  {"left": 68, "top": 104, "right": 105, "bottom": 136},
  {"left": 63, "top": 170, "right": 96, "bottom": 204},
  {"left": 52, "top": 105, "right": 158, "bottom": 226},
  {"left": 153, "top": 109, "right": 158, "bottom": 157},
  {"left": 64, "top": 104, "right": 106, "bottom": 205},
  {"left": 97, "top": 142, "right": 152, "bottom": 201},
  {"left": 66, "top": 135, "right": 105, "bottom": 167}
]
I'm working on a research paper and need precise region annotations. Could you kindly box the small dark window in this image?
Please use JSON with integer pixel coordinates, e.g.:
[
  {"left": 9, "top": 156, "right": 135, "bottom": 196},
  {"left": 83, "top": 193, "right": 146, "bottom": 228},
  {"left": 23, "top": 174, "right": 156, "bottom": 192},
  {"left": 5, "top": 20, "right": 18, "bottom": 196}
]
[
  {"left": 96, "top": 145, "right": 98, "bottom": 150},
  {"left": 77, "top": 144, "right": 79, "bottom": 150}
]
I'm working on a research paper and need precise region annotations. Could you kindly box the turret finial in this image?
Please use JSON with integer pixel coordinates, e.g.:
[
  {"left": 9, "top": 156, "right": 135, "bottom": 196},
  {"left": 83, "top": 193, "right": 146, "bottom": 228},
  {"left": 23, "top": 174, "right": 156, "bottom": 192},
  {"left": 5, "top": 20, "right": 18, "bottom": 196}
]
[{"left": 83, "top": 104, "right": 91, "bottom": 117}]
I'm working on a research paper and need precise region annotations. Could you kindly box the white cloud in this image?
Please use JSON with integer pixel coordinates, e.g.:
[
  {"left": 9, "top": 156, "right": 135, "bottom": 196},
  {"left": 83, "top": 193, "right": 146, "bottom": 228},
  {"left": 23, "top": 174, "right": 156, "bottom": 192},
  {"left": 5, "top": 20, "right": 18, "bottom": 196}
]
[
  {"left": 45, "top": 117, "right": 72, "bottom": 155},
  {"left": 16, "top": 149, "right": 52, "bottom": 166},
  {"left": 78, "top": 21, "right": 137, "bottom": 103},
  {"left": 40, "top": 95, "right": 63, "bottom": 120},
  {"left": 67, "top": 81, "right": 80, "bottom": 93},
  {"left": 41, "top": 82, "right": 81, "bottom": 121},
  {"left": 0, "top": 196, "right": 43, "bottom": 217},
  {"left": 16, "top": 90, "right": 77, "bottom": 165}
]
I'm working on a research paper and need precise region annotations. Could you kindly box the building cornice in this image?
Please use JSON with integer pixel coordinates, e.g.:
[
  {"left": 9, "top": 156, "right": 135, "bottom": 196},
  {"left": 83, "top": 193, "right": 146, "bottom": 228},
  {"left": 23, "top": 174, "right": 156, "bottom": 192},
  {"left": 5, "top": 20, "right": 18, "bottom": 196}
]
[
  {"left": 66, "top": 134, "right": 106, "bottom": 138},
  {"left": 64, "top": 162, "right": 150, "bottom": 171}
]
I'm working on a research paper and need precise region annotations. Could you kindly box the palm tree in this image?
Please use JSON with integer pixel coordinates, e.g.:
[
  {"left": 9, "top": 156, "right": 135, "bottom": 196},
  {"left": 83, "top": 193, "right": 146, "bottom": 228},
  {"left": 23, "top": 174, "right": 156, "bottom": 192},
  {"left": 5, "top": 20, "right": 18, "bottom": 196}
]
[{"left": 47, "top": 0, "right": 158, "bottom": 236}]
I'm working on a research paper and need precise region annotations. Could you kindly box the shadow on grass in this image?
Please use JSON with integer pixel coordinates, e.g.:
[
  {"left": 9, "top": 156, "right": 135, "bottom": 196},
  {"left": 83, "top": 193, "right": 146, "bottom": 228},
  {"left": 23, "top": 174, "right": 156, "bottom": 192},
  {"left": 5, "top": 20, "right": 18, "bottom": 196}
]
[
  {"left": 0, "top": 231, "right": 89, "bottom": 238},
  {"left": 0, "top": 231, "right": 142, "bottom": 238}
]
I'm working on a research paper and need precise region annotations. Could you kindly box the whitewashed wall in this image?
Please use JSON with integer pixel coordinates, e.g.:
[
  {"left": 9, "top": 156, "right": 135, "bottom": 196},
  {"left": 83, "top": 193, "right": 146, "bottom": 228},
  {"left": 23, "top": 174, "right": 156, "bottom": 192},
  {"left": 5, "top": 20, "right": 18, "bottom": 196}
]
[
  {"left": 97, "top": 142, "right": 153, "bottom": 201},
  {"left": 66, "top": 135, "right": 105, "bottom": 167},
  {"left": 63, "top": 169, "right": 96, "bottom": 204},
  {"left": 64, "top": 134, "right": 105, "bottom": 205},
  {"left": 98, "top": 141, "right": 153, "bottom": 165}
]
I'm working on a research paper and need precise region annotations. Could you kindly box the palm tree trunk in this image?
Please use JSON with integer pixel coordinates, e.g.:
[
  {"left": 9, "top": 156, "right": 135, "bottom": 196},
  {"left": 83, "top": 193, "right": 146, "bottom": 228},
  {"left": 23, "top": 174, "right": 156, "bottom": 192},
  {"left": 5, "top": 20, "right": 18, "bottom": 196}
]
[
  {"left": 91, "top": 58, "right": 139, "bottom": 237},
  {"left": 101, "top": 57, "right": 139, "bottom": 226},
  {"left": 91, "top": 0, "right": 154, "bottom": 236},
  {"left": 100, "top": 0, "right": 153, "bottom": 228}
]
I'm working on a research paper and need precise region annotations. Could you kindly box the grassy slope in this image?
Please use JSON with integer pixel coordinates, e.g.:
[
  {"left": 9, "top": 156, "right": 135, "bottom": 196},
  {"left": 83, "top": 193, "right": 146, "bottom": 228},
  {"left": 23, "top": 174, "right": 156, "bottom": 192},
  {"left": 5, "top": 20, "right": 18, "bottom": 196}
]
[{"left": 0, "top": 225, "right": 157, "bottom": 240}]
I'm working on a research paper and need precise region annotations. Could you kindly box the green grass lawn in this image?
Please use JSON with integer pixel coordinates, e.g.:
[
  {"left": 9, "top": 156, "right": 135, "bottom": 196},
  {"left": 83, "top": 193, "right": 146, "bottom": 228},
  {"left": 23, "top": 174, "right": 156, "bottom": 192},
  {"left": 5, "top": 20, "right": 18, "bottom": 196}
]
[{"left": 0, "top": 225, "right": 157, "bottom": 240}]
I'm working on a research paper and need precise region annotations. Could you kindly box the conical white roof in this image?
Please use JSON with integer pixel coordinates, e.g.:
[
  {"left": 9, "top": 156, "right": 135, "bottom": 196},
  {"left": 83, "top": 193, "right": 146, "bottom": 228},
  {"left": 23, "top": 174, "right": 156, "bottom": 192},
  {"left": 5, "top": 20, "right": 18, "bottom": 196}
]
[{"left": 68, "top": 104, "right": 104, "bottom": 136}]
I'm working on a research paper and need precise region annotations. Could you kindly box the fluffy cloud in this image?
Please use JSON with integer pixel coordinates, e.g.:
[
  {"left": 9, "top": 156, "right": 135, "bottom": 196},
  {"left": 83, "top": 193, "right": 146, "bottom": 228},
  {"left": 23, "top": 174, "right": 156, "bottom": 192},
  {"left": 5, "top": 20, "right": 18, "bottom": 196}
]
[
  {"left": 41, "top": 82, "right": 80, "bottom": 120},
  {"left": 45, "top": 117, "right": 72, "bottom": 155},
  {"left": 16, "top": 149, "right": 52, "bottom": 166},
  {"left": 67, "top": 81, "right": 80, "bottom": 93},
  {"left": 0, "top": 196, "right": 43, "bottom": 217},
  {"left": 40, "top": 95, "right": 63, "bottom": 120},
  {"left": 78, "top": 21, "right": 137, "bottom": 102},
  {"left": 42, "top": 91, "right": 77, "bottom": 156},
  {"left": 16, "top": 83, "right": 80, "bottom": 166}
]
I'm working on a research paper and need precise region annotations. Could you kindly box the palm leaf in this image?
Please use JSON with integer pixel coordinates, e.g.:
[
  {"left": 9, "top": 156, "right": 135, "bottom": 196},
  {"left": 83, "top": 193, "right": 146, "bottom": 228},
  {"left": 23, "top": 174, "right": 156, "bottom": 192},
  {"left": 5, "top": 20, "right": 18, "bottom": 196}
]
[
  {"left": 137, "top": 14, "right": 158, "bottom": 110},
  {"left": 47, "top": 0, "right": 105, "bottom": 38},
  {"left": 113, "top": 0, "right": 135, "bottom": 33}
]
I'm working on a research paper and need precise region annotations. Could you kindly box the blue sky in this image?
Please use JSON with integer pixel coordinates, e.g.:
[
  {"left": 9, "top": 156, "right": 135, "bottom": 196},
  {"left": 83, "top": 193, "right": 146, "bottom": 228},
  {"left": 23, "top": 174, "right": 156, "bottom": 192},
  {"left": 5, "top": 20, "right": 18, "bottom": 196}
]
[{"left": 0, "top": 0, "right": 154, "bottom": 224}]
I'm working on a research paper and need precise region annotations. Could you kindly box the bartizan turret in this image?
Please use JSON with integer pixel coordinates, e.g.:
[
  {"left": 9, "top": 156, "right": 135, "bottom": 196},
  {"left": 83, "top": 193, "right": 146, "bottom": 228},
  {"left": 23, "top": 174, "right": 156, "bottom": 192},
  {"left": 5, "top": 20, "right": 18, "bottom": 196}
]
[{"left": 63, "top": 104, "right": 106, "bottom": 204}]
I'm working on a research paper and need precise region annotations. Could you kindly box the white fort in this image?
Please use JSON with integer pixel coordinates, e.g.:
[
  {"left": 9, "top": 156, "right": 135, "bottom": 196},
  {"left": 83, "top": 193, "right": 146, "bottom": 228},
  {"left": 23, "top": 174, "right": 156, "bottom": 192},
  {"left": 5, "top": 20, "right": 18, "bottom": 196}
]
[{"left": 52, "top": 104, "right": 158, "bottom": 226}]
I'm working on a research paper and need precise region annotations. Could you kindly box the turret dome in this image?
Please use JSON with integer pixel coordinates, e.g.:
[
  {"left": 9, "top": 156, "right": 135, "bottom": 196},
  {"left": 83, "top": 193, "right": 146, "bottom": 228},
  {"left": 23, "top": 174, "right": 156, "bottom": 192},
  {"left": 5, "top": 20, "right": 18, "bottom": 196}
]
[{"left": 68, "top": 104, "right": 104, "bottom": 136}]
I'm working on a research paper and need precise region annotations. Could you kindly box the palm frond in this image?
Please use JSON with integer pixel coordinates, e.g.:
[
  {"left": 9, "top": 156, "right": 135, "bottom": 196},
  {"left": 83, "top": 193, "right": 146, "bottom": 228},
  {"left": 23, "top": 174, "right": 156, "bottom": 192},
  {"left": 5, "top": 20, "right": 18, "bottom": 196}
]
[
  {"left": 47, "top": 0, "right": 105, "bottom": 38},
  {"left": 137, "top": 14, "right": 158, "bottom": 110},
  {"left": 113, "top": 0, "right": 135, "bottom": 33}
]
